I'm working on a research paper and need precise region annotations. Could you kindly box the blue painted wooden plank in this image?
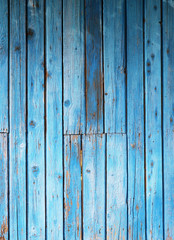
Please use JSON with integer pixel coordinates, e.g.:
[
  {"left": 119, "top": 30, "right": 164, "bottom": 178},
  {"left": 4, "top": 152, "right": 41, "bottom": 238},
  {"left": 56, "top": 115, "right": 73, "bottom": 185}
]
[
  {"left": 107, "top": 134, "right": 127, "bottom": 240},
  {"left": 82, "top": 134, "right": 105, "bottom": 239},
  {"left": 127, "top": 0, "right": 145, "bottom": 239},
  {"left": 85, "top": 0, "right": 103, "bottom": 134},
  {"left": 63, "top": 0, "right": 85, "bottom": 134},
  {"left": 27, "top": 0, "right": 45, "bottom": 239},
  {"left": 9, "top": 0, "right": 26, "bottom": 239},
  {"left": 163, "top": 1, "right": 174, "bottom": 239},
  {"left": 103, "top": 0, "right": 126, "bottom": 134},
  {"left": 46, "top": 0, "right": 63, "bottom": 239},
  {"left": 64, "top": 135, "right": 82, "bottom": 240},
  {"left": 0, "top": 134, "right": 8, "bottom": 240},
  {"left": 145, "top": 1, "right": 163, "bottom": 239},
  {"left": 0, "top": 0, "right": 8, "bottom": 132}
]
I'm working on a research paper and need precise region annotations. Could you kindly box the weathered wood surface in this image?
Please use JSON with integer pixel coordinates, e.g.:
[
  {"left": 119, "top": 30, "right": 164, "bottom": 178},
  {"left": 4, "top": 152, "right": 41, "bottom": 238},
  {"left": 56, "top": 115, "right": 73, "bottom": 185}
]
[
  {"left": 82, "top": 134, "right": 105, "bottom": 239},
  {"left": 9, "top": 0, "right": 26, "bottom": 239},
  {"left": 163, "top": 1, "right": 174, "bottom": 239},
  {"left": 0, "top": 1, "right": 173, "bottom": 239},
  {"left": 0, "top": 134, "right": 8, "bottom": 240},
  {"left": 145, "top": 0, "right": 163, "bottom": 239},
  {"left": 46, "top": 0, "right": 63, "bottom": 239}
]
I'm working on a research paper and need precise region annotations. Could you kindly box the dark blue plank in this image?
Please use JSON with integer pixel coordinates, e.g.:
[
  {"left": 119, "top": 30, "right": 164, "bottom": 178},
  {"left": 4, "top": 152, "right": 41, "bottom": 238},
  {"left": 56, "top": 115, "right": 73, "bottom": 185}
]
[
  {"left": 103, "top": 0, "right": 126, "bottom": 133},
  {"left": 0, "top": 0, "right": 8, "bottom": 132},
  {"left": 163, "top": 1, "right": 174, "bottom": 239},
  {"left": 85, "top": 0, "right": 103, "bottom": 133},
  {"left": 9, "top": 0, "right": 27, "bottom": 239},
  {"left": 145, "top": 0, "right": 163, "bottom": 239},
  {"left": 46, "top": 0, "right": 63, "bottom": 238},
  {"left": 127, "top": 0, "right": 145, "bottom": 239},
  {"left": 27, "top": 0, "right": 45, "bottom": 239}
]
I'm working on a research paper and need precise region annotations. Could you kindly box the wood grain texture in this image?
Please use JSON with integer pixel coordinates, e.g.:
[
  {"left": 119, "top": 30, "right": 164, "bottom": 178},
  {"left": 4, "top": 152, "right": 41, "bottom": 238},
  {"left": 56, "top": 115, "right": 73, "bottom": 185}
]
[
  {"left": 64, "top": 135, "right": 82, "bottom": 240},
  {"left": 63, "top": 0, "right": 85, "bottom": 134},
  {"left": 127, "top": 0, "right": 145, "bottom": 239},
  {"left": 0, "top": 134, "right": 8, "bottom": 240},
  {"left": 163, "top": 1, "right": 174, "bottom": 239},
  {"left": 27, "top": 0, "right": 45, "bottom": 239},
  {"left": 145, "top": 0, "right": 163, "bottom": 239},
  {"left": 103, "top": 0, "right": 126, "bottom": 134},
  {"left": 82, "top": 134, "right": 105, "bottom": 239},
  {"left": 0, "top": 0, "right": 8, "bottom": 132},
  {"left": 85, "top": 0, "right": 103, "bottom": 134},
  {"left": 9, "top": 0, "right": 26, "bottom": 239},
  {"left": 107, "top": 134, "right": 127, "bottom": 240},
  {"left": 46, "top": 0, "right": 63, "bottom": 239}
]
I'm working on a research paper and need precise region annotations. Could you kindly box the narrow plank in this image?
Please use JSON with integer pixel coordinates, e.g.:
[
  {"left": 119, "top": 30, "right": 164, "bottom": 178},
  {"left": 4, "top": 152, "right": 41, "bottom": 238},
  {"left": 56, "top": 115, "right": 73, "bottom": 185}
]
[
  {"left": 46, "top": 0, "right": 63, "bottom": 238},
  {"left": 82, "top": 134, "right": 105, "bottom": 239},
  {"left": 127, "top": 0, "right": 145, "bottom": 239},
  {"left": 107, "top": 134, "right": 127, "bottom": 240},
  {"left": 103, "top": 0, "right": 126, "bottom": 134},
  {"left": 63, "top": 0, "right": 85, "bottom": 134},
  {"left": 27, "top": 0, "right": 45, "bottom": 239},
  {"left": 145, "top": 0, "right": 163, "bottom": 239},
  {"left": 0, "top": 134, "right": 8, "bottom": 240},
  {"left": 64, "top": 135, "right": 82, "bottom": 239},
  {"left": 0, "top": 0, "right": 8, "bottom": 132},
  {"left": 9, "top": 0, "right": 26, "bottom": 239},
  {"left": 163, "top": 1, "right": 174, "bottom": 239},
  {"left": 85, "top": 0, "right": 103, "bottom": 134}
]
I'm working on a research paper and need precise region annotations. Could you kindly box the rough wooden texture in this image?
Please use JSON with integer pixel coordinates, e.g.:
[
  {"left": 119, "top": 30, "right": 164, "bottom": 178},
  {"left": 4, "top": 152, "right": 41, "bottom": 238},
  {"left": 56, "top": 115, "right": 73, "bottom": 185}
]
[
  {"left": 63, "top": 0, "right": 85, "bottom": 134},
  {"left": 107, "top": 134, "right": 127, "bottom": 240},
  {"left": 46, "top": 0, "right": 63, "bottom": 239},
  {"left": 9, "top": 0, "right": 26, "bottom": 239},
  {"left": 64, "top": 135, "right": 82, "bottom": 240},
  {"left": 103, "top": 0, "right": 126, "bottom": 134},
  {"left": 27, "top": 0, "right": 45, "bottom": 239},
  {"left": 163, "top": 1, "right": 174, "bottom": 239},
  {"left": 145, "top": 0, "right": 163, "bottom": 239},
  {"left": 82, "top": 134, "right": 105, "bottom": 239},
  {"left": 0, "top": 134, "right": 8, "bottom": 240},
  {"left": 0, "top": 0, "right": 8, "bottom": 132},
  {"left": 85, "top": 0, "right": 103, "bottom": 134},
  {"left": 127, "top": 0, "right": 145, "bottom": 239}
]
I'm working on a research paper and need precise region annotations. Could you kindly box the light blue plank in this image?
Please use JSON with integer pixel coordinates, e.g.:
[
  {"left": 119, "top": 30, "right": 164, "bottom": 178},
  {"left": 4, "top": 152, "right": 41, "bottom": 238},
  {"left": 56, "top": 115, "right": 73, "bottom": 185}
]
[
  {"left": 63, "top": 0, "right": 85, "bottom": 134},
  {"left": 0, "top": 134, "right": 8, "bottom": 240},
  {"left": 27, "top": 0, "right": 45, "bottom": 239},
  {"left": 0, "top": 0, "right": 8, "bottom": 132},
  {"left": 103, "top": 0, "right": 126, "bottom": 134},
  {"left": 46, "top": 0, "right": 63, "bottom": 239},
  {"left": 85, "top": 0, "right": 103, "bottom": 134},
  {"left": 9, "top": 0, "right": 26, "bottom": 239},
  {"left": 82, "top": 134, "right": 105, "bottom": 239},
  {"left": 64, "top": 135, "right": 82, "bottom": 240},
  {"left": 163, "top": 1, "right": 174, "bottom": 239},
  {"left": 107, "top": 134, "right": 127, "bottom": 240},
  {"left": 145, "top": 0, "right": 163, "bottom": 239},
  {"left": 127, "top": 0, "right": 145, "bottom": 239}
]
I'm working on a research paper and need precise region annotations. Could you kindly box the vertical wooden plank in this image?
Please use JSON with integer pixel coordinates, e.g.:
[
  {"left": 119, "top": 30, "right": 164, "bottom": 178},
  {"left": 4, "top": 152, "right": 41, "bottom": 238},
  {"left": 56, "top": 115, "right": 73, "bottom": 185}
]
[
  {"left": 163, "top": 1, "right": 174, "bottom": 239},
  {"left": 63, "top": 0, "right": 85, "bottom": 134},
  {"left": 46, "top": 0, "right": 63, "bottom": 239},
  {"left": 0, "top": 0, "right": 8, "bottom": 132},
  {"left": 0, "top": 134, "right": 8, "bottom": 240},
  {"left": 127, "top": 0, "right": 145, "bottom": 239},
  {"left": 145, "top": 0, "right": 163, "bottom": 239},
  {"left": 9, "top": 0, "right": 26, "bottom": 239},
  {"left": 103, "top": 0, "right": 126, "bottom": 134},
  {"left": 27, "top": 0, "right": 45, "bottom": 239},
  {"left": 107, "top": 134, "right": 127, "bottom": 240},
  {"left": 85, "top": 0, "right": 103, "bottom": 134},
  {"left": 82, "top": 134, "right": 105, "bottom": 239},
  {"left": 64, "top": 135, "right": 82, "bottom": 240}
]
